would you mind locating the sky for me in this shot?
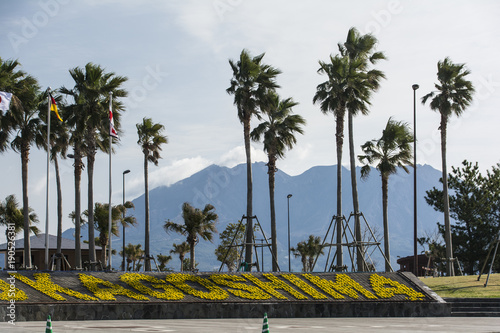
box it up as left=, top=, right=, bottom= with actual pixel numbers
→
left=0, top=0, right=499, bottom=241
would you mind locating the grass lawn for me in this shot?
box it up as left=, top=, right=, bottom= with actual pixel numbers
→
left=419, top=273, right=500, bottom=298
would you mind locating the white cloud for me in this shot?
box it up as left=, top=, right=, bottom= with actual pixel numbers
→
left=218, top=145, right=267, bottom=168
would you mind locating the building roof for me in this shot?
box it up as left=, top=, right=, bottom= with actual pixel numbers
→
left=0, top=233, right=101, bottom=251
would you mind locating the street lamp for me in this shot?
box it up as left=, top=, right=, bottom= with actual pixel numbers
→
left=287, top=194, right=292, bottom=272
left=412, top=84, right=419, bottom=276
left=122, top=169, right=131, bottom=271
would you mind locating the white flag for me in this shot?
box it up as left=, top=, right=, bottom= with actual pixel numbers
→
left=0, top=91, right=12, bottom=111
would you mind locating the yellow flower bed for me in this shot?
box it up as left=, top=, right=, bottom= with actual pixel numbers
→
left=0, top=272, right=428, bottom=303
left=0, top=278, right=27, bottom=301
left=12, top=273, right=97, bottom=301
left=280, top=273, right=328, bottom=300
left=209, top=274, right=271, bottom=300
left=165, top=273, right=229, bottom=300
left=120, top=273, right=184, bottom=300
left=79, top=274, right=149, bottom=301
left=369, top=273, right=425, bottom=301
left=242, top=273, right=307, bottom=300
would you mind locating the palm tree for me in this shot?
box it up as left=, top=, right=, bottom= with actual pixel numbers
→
left=251, top=92, right=305, bottom=271
left=35, top=93, right=69, bottom=270
left=313, top=53, right=350, bottom=270
left=358, top=118, right=414, bottom=272
left=0, top=58, right=25, bottom=152
left=120, top=243, right=144, bottom=271
left=136, top=117, right=168, bottom=271
left=227, top=49, right=281, bottom=269
left=170, top=242, right=190, bottom=272
left=339, top=27, right=386, bottom=272
left=164, top=203, right=218, bottom=271
left=61, top=92, right=87, bottom=270
left=422, top=57, right=474, bottom=276
left=291, top=235, right=324, bottom=272
left=156, top=254, right=172, bottom=272
left=0, top=194, right=40, bottom=241
left=85, top=201, right=136, bottom=267
left=61, top=63, right=128, bottom=268
left=4, top=69, right=41, bottom=269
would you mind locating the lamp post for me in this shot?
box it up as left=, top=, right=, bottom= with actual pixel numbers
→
left=287, top=194, right=292, bottom=272
left=122, top=169, right=130, bottom=271
left=412, top=84, right=419, bottom=276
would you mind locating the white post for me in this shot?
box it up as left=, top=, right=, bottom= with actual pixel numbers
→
left=108, top=92, right=113, bottom=270
left=44, top=88, right=51, bottom=270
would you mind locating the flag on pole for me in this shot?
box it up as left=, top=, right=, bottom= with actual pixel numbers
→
left=49, top=94, right=63, bottom=121
left=109, top=107, right=118, bottom=138
left=262, top=313, right=269, bottom=333
left=0, top=91, right=13, bottom=111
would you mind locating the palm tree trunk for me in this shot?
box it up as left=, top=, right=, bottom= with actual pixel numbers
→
left=179, top=254, right=184, bottom=272
left=144, top=153, right=151, bottom=271
left=243, top=117, right=253, bottom=269
left=86, top=139, right=97, bottom=267
left=335, top=112, right=345, bottom=270
left=267, top=155, right=278, bottom=271
left=21, top=143, right=31, bottom=269
left=348, top=112, right=364, bottom=272
left=381, top=174, right=391, bottom=272
left=55, top=156, right=63, bottom=270
left=189, top=241, right=195, bottom=271
left=74, top=149, right=83, bottom=269
left=440, top=114, right=454, bottom=276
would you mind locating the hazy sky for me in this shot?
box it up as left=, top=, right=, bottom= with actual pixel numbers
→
left=1, top=0, right=499, bottom=240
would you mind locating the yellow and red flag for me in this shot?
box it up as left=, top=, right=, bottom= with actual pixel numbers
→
left=49, top=94, right=62, bottom=121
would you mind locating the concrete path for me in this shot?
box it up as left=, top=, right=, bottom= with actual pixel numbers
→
left=1, top=317, right=500, bottom=332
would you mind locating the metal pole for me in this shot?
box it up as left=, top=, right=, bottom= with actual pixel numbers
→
left=108, top=92, right=113, bottom=270
left=122, top=169, right=130, bottom=271
left=287, top=194, right=292, bottom=272
left=412, top=84, right=419, bottom=276
left=44, top=87, right=51, bottom=270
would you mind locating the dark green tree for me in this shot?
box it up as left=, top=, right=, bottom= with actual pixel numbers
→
left=291, top=235, right=324, bottom=272
left=170, top=242, right=190, bottom=272
left=425, top=161, right=499, bottom=275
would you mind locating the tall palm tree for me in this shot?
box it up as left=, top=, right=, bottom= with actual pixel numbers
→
left=61, top=63, right=128, bottom=268
left=313, top=53, right=350, bottom=270
left=227, top=49, right=281, bottom=269
left=170, top=242, right=190, bottom=272
left=358, top=118, right=414, bottom=272
left=164, top=202, right=218, bottom=271
left=339, top=27, right=386, bottom=272
left=251, top=92, right=305, bottom=271
left=60, top=92, right=87, bottom=270
left=422, top=57, right=474, bottom=276
left=5, top=70, right=41, bottom=269
left=0, top=194, right=40, bottom=241
left=85, top=201, right=136, bottom=267
left=136, top=117, right=168, bottom=271
left=291, top=235, right=324, bottom=272
left=35, top=92, right=69, bottom=270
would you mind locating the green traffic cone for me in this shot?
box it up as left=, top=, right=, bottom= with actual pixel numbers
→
left=46, top=314, right=52, bottom=333
left=262, top=312, right=269, bottom=333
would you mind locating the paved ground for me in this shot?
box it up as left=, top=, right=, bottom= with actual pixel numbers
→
left=1, top=317, right=500, bottom=332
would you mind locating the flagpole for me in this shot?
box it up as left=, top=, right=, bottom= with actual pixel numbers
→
left=108, top=92, right=113, bottom=270
left=44, top=87, right=51, bottom=270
